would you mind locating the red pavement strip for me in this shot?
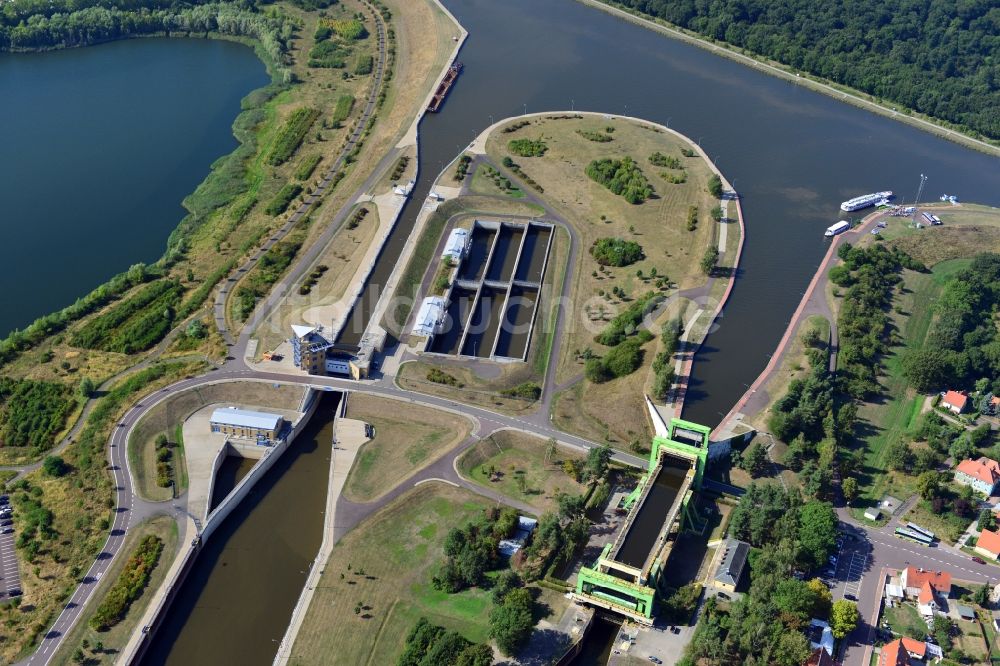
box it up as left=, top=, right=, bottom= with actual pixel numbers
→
left=712, top=209, right=885, bottom=438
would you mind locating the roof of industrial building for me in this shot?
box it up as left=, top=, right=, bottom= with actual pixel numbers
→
left=713, top=538, right=749, bottom=588
left=210, top=407, right=283, bottom=431
left=413, top=296, right=446, bottom=336
left=443, top=227, right=469, bottom=258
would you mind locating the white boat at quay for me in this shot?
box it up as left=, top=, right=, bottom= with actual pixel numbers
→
left=825, top=220, right=851, bottom=237
left=840, top=191, right=892, bottom=212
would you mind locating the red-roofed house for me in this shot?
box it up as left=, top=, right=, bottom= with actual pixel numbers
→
left=976, top=528, right=1000, bottom=561
left=942, top=390, right=968, bottom=414
left=901, top=567, right=952, bottom=616
left=878, top=637, right=928, bottom=666
left=955, top=457, right=1000, bottom=496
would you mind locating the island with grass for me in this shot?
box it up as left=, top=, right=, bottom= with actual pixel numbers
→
left=393, top=111, right=742, bottom=454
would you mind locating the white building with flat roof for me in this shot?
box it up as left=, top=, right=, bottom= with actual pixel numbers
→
left=413, top=296, right=447, bottom=336
left=209, top=407, right=284, bottom=441
left=442, top=228, right=469, bottom=261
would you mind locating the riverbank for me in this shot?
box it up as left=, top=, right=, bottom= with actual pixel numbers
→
left=575, top=0, right=1000, bottom=157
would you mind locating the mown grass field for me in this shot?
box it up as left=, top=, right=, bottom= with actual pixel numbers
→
left=456, top=429, right=586, bottom=514
left=342, top=395, right=472, bottom=502
left=50, top=516, right=178, bottom=665
left=289, top=484, right=494, bottom=665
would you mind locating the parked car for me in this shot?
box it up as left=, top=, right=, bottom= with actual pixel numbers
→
left=845, top=593, right=857, bottom=601
left=0, top=520, right=12, bottom=527
left=648, top=658, right=662, bottom=665
left=0, top=528, right=12, bottom=534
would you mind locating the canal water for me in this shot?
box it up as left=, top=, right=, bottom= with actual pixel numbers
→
left=208, top=455, right=257, bottom=512
left=141, top=391, right=340, bottom=666
left=0, top=38, right=268, bottom=338
left=336, top=0, right=1000, bottom=425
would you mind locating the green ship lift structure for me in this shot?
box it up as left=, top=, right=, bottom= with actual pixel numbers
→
left=572, top=416, right=711, bottom=625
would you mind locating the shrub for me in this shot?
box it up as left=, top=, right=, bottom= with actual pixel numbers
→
left=708, top=174, right=723, bottom=197
left=42, top=455, right=69, bottom=477
left=265, top=184, right=304, bottom=216
left=308, top=39, right=349, bottom=68
left=649, top=152, right=681, bottom=168
left=295, top=154, right=322, bottom=181
left=427, top=368, right=460, bottom=386
left=602, top=338, right=644, bottom=378
left=331, top=95, right=355, bottom=124
left=329, top=17, right=368, bottom=40
left=586, top=157, right=652, bottom=204
left=590, top=237, right=644, bottom=267
left=89, top=535, right=164, bottom=630
left=507, top=138, right=547, bottom=157
left=353, top=54, right=374, bottom=75
left=594, top=292, right=663, bottom=347
left=267, top=108, right=320, bottom=166
left=0, top=378, right=73, bottom=450
left=576, top=129, right=613, bottom=142
left=501, top=383, right=542, bottom=400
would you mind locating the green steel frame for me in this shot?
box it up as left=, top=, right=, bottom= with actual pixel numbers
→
left=573, top=418, right=711, bottom=622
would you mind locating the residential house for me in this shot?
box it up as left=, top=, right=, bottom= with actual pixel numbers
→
left=975, top=528, right=1000, bottom=561
left=712, top=539, right=749, bottom=593
left=900, top=567, right=952, bottom=617
left=954, top=456, right=1000, bottom=496
left=878, top=637, right=927, bottom=666
left=942, top=390, right=968, bottom=414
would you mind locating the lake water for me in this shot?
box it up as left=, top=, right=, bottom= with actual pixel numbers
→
left=0, top=37, right=267, bottom=337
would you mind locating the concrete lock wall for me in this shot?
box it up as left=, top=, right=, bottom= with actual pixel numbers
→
left=202, top=389, right=320, bottom=542
left=126, top=388, right=322, bottom=665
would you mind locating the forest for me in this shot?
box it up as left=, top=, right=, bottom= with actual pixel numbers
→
left=602, top=0, right=1000, bottom=140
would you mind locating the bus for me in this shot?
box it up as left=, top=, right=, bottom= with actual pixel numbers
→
left=905, top=522, right=936, bottom=542
left=895, top=527, right=933, bottom=546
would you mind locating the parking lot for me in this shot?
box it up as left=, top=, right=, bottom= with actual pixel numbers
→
left=0, top=500, right=21, bottom=598
left=828, top=534, right=872, bottom=601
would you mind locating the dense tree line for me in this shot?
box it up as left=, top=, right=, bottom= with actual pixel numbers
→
left=397, top=618, right=492, bottom=666
left=902, top=253, right=1000, bottom=393
left=601, top=0, right=1000, bottom=140
left=90, top=535, right=164, bottom=630
left=0, top=378, right=74, bottom=450
left=831, top=243, right=923, bottom=400
left=0, top=1, right=297, bottom=81
left=0, top=262, right=155, bottom=367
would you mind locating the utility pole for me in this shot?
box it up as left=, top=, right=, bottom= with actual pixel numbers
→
left=912, top=173, right=927, bottom=225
